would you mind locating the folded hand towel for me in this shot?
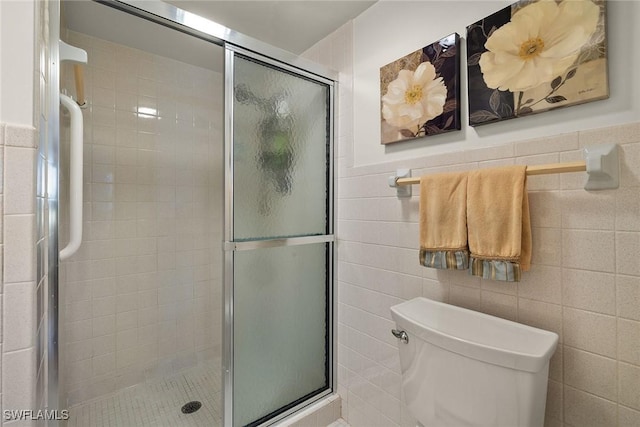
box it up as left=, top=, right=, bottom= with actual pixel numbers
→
left=419, top=171, right=469, bottom=270
left=467, top=165, right=532, bottom=282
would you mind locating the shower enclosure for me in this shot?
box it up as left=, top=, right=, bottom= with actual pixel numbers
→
left=49, top=1, right=335, bottom=426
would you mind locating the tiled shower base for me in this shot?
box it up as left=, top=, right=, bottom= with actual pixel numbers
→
left=67, top=361, right=345, bottom=427
left=66, top=362, right=222, bottom=427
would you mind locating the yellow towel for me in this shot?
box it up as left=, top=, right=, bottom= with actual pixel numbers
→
left=419, top=171, right=469, bottom=270
left=467, top=165, right=532, bottom=282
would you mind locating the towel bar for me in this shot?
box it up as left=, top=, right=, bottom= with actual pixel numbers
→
left=389, top=144, right=619, bottom=196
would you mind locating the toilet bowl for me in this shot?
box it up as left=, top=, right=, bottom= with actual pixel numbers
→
left=391, top=297, right=558, bottom=427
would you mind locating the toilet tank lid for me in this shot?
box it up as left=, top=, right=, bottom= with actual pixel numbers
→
left=390, top=297, right=559, bottom=373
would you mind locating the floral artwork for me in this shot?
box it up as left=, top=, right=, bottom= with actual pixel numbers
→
left=380, top=33, right=460, bottom=144
left=467, top=0, right=608, bottom=126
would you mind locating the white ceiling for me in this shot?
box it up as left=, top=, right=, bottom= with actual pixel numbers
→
left=163, top=1, right=376, bottom=54
left=63, top=0, right=376, bottom=72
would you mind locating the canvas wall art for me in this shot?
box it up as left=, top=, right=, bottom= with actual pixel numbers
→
left=466, top=0, right=608, bottom=126
left=380, top=33, right=460, bottom=144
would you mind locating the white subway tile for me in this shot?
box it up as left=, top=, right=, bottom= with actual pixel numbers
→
left=579, top=123, right=640, bottom=147
left=92, top=352, right=116, bottom=377
left=91, top=87, right=116, bottom=110
left=93, top=315, right=115, bottom=338
left=92, top=334, right=116, bottom=356
left=92, top=106, right=116, bottom=128
left=518, top=265, right=561, bottom=304
left=618, top=275, right=640, bottom=321
left=562, top=229, right=615, bottom=273
left=66, top=281, right=92, bottom=302
left=5, top=147, right=36, bottom=214
left=619, top=142, right=640, bottom=188
left=116, top=329, right=137, bottom=350
left=549, top=345, right=563, bottom=382
left=67, top=300, right=92, bottom=322
left=480, top=277, right=517, bottom=296
left=617, top=187, right=640, bottom=231
left=561, top=189, right=616, bottom=230
left=618, top=318, right=640, bottom=366
left=450, top=272, right=480, bottom=289
left=564, top=385, right=616, bottom=427
left=5, top=125, right=36, bottom=148
left=620, top=405, right=640, bottom=427
left=480, top=291, right=517, bottom=321
left=562, top=269, right=616, bottom=315
left=620, top=362, right=640, bottom=411
left=515, top=133, right=578, bottom=157
left=564, top=346, right=617, bottom=401
left=67, top=320, right=92, bottom=343
left=2, top=348, right=35, bottom=411
left=527, top=191, right=561, bottom=228
left=92, top=68, right=116, bottom=91
left=545, top=379, right=563, bottom=426
left=465, top=143, right=514, bottom=162
left=421, top=278, right=448, bottom=303
left=4, top=215, right=35, bottom=283
left=66, top=340, right=92, bottom=363
left=92, top=183, right=114, bottom=201
left=92, top=296, right=116, bottom=318
left=116, top=147, right=137, bottom=166
left=449, top=284, right=481, bottom=312
left=617, top=232, right=640, bottom=276
left=530, top=227, right=562, bottom=267
left=3, top=282, right=35, bottom=351
left=563, top=308, right=616, bottom=358
left=91, top=202, right=114, bottom=221
left=559, top=149, right=585, bottom=190
left=116, top=311, right=138, bottom=331
left=518, top=298, right=562, bottom=342
left=92, top=144, right=115, bottom=165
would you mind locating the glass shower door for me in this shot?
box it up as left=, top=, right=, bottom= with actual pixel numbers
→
left=224, top=48, right=334, bottom=427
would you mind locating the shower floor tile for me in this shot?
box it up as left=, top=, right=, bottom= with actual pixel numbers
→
left=67, top=363, right=222, bottom=427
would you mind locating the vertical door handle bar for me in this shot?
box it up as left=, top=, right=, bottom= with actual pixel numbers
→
left=59, top=93, right=83, bottom=261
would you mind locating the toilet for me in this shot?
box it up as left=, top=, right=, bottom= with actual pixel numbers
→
left=390, top=297, right=558, bottom=427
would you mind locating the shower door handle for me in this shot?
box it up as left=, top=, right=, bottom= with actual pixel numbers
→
left=59, top=93, right=84, bottom=261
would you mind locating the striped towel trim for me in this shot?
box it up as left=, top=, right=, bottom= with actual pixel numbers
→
left=420, top=249, right=469, bottom=270
left=469, top=257, right=521, bottom=282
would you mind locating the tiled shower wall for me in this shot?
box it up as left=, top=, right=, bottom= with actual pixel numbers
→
left=1, top=125, right=38, bottom=423
left=59, top=31, right=223, bottom=407
left=304, top=22, right=640, bottom=427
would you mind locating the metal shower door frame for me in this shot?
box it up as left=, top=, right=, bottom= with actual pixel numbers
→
left=223, top=44, right=336, bottom=427
left=48, top=1, right=337, bottom=425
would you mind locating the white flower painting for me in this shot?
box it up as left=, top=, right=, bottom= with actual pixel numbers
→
left=380, top=33, right=460, bottom=144
left=467, top=0, right=608, bottom=126
left=381, top=62, right=447, bottom=131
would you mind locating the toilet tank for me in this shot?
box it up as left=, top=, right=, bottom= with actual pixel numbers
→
left=391, top=297, right=558, bottom=427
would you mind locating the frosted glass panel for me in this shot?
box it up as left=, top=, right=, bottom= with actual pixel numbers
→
left=233, top=244, right=328, bottom=427
left=233, top=56, right=329, bottom=240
